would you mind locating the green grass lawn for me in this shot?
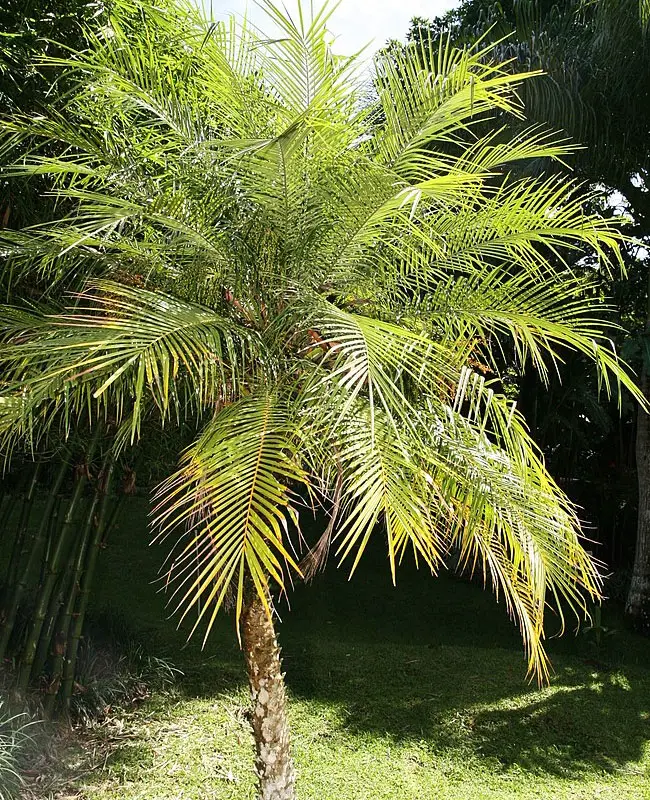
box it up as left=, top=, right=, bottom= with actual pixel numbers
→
left=52, top=498, right=650, bottom=799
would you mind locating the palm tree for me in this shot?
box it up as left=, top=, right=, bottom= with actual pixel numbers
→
left=0, top=2, right=643, bottom=797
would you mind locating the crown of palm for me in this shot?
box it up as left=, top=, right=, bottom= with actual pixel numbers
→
left=0, top=0, right=640, bottom=679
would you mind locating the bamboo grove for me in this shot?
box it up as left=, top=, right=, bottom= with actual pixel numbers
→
left=0, top=437, right=125, bottom=715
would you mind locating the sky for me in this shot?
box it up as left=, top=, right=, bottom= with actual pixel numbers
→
left=203, top=1, right=459, bottom=56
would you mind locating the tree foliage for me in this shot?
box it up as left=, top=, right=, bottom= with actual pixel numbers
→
left=406, top=0, right=650, bottom=186
left=0, top=0, right=641, bottom=680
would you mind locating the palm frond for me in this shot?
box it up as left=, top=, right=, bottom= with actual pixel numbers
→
left=152, top=392, right=307, bottom=642
left=424, top=397, right=600, bottom=682
left=297, top=300, right=467, bottom=439
left=374, top=36, right=536, bottom=172
left=254, top=0, right=361, bottom=117
left=0, top=282, right=264, bottom=443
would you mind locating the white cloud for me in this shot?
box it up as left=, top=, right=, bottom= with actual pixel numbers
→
left=202, top=1, right=458, bottom=56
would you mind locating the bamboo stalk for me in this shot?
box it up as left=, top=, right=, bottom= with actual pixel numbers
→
left=3, top=463, right=41, bottom=599
left=1, top=483, right=27, bottom=609
left=2, top=496, right=26, bottom=589
left=61, top=458, right=116, bottom=711
left=16, top=432, right=100, bottom=694
left=0, top=481, right=14, bottom=533
left=0, top=456, right=69, bottom=663
left=33, top=474, right=97, bottom=682
left=1, top=470, right=32, bottom=568
left=0, top=487, right=7, bottom=526
left=40, top=493, right=63, bottom=587
left=32, top=569, right=69, bottom=685
left=44, top=492, right=99, bottom=717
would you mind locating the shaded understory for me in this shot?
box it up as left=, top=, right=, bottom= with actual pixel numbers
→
left=34, top=499, right=650, bottom=798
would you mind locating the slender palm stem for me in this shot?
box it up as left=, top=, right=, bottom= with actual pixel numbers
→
left=241, top=588, right=296, bottom=800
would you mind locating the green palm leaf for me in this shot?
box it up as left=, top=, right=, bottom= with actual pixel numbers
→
left=0, top=282, right=263, bottom=442
left=152, top=392, right=307, bottom=642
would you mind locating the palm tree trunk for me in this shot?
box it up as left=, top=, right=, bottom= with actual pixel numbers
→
left=627, top=261, right=650, bottom=632
left=627, top=365, right=650, bottom=631
left=241, top=590, right=296, bottom=800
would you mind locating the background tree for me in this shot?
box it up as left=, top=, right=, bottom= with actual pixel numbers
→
left=0, top=0, right=105, bottom=237
left=0, top=2, right=644, bottom=797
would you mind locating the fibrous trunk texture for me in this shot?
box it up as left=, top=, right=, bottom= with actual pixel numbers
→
left=628, top=366, right=650, bottom=632
left=241, top=590, right=296, bottom=800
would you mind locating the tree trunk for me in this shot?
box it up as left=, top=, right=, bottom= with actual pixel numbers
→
left=627, top=365, right=650, bottom=631
left=241, top=590, right=296, bottom=800
left=626, top=190, right=650, bottom=628
left=628, top=255, right=650, bottom=630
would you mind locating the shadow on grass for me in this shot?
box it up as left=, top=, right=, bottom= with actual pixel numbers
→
left=472, top=673, right=648, bottom=776
left=286, top=635, right=649, bottom=778
left=275, top=545, right=650, bottom=780
left=91, top=501, right=650, bottom=782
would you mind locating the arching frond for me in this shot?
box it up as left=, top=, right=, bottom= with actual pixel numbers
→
left=373, top=36, right=536, bottom=173
left=296, top=300, right=467, bottom=439
left=403, top=268, right=643, bottom=405
left=421, top=399, right=601, bottom=682
left=0, top=282, right=264, bottom=443
left=332, top=409, right=444, bottom=581
left=299, top=375, right=600, bottom=681
left=152, top=392, right=307, bottom=642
